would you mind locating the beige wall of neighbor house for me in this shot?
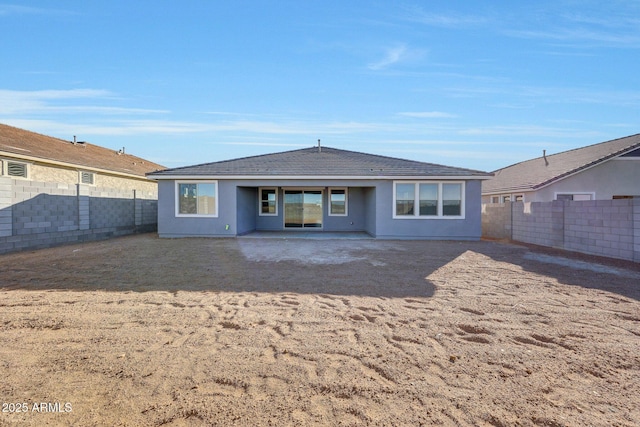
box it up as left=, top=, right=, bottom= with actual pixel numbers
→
left=3, top=159, right=159, bottom=200
left=29, top=162, right=79, bottom=183
left=98, top=173, right=158, bottom=195
left=0, top=125, right=164, bottom=254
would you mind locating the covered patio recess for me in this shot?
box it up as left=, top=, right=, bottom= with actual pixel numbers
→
left=236, top=184, right=376, bottom=236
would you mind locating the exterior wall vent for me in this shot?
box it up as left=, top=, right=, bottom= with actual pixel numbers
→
left=80, top=171, right=95, bottom=185
left=7, top=161, right=27, bottom=178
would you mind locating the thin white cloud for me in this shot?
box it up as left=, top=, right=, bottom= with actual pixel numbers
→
left=398, top=111, right=457, bottom=119
left=378, top=147, right=515, bottom=160
left=442, top=84, right=640, bottom=107
left=458, top=125, right=601, bottom=139
left=46, top=106, right=169, bottom=115
left=518, top=86, right=640, bottom=106
left=507, top=28, right=640, bottom=46
left=0, top=118, right=389, bottom=138
left=368, top=45, right=407, bottom=70
left=0, top=89, right=110, bottom=114
left=0, top=89, right=166, bottom=115
left=367, top=44, right=425, bottom=70
left=0, top=4, right=76, bottom=16
left=0, top=88, right=110, bottom=100
left=221, top=142, right=307, bottom=148
left=487, top=103, right=534, bottom=110
left=402, top=6, right=487, bottom=28
left=503, top=6, right=640, bottom=48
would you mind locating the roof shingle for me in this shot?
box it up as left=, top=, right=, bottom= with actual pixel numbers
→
left=483, top=133, right=640, bottom=194
left=148, top=146, right=491, bottom=178
left=0, top=123, right=164, bottom=177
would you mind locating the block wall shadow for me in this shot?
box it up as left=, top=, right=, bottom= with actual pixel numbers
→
left=0, top=194, right=157, bottom=254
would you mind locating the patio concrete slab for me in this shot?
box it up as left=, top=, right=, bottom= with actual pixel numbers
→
left=239, top=231, right=373, bottom=240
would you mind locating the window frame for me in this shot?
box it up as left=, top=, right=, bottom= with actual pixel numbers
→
left=175, top=180, right=219, bottom=218
left=555, top=192, right=594, bottom=201
left=259, top=187, right=278, bottom=216
left=497, top=194, right=523, bottom=203
left=392, top=181, right=465, bottom=219
left=328, top=187, right=348, bottom=216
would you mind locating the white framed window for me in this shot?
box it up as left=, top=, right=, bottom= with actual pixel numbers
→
left=175, top=181, right=218, bottom=217
left=442, top=183, right=462, bottom=216
left=393, top=181, right=465, bottom=219
left=329, top=188, right=348, bottom=216
left=79, top=171, right=95, bottom=185
left=556, top=192, right=594, bottom=201
left=499, top=194, right=523, bottom=202
left=6, top=161, right=28, bottom=178
left=259, top=187, right=278, bottom=216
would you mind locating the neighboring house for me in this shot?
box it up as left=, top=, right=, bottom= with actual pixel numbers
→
left=482, top=133, right=640, bottom=203
left=147, top=144, right=492, bottom=240
left=0, top=123, right=164, bottom=254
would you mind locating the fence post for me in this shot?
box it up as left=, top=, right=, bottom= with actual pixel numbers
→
left=0, top=177, right=12, bottom=237
left=77, top=184, right=90, bottom=230
left=634, top=198, right=640, bottom=263
left=134, top=189, right=143, bottom=228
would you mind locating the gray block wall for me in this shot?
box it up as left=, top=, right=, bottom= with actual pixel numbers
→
left=564, top=200, right=635, bottom=260
left=0, top=178, right=158, bottom=255
left=481, top=203, right=511, bottom=239
left=512, top=201, right=565, bottom=248
left=482, top=199, right=640, bottom=262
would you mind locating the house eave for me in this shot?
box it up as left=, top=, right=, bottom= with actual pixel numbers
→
left=0, top=150, right=154, bottom=181
left=482, top=141, right=640, bottom=195
left=147, top=174, right=493, bottom=181
left=531, top=154, right=628, bottom=191
left=482, top=187, right=533, bottom=196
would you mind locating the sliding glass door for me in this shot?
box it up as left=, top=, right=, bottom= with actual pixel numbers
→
left=284, top=190, right=322, bottom=228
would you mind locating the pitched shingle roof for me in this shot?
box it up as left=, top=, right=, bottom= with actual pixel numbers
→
left=0, top=123, right=164, bottom=178
left=483, top=133, right=640, bottom=194
left=147, top=146, right=492, bottom=179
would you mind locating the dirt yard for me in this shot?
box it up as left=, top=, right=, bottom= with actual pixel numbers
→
left=0, top=234, right=638, bottom=426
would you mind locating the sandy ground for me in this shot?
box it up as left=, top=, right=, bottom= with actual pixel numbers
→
left=0, top=234, right=638, bottom=427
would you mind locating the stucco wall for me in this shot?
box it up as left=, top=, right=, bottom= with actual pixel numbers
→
left=28, top=162, right=157, bottom=194
left=374, top=180, right=483, bottom=240
left=237, top=187, right=257, bottom=235
left=159, top=180, right=372, bottom=237
left=30, top=163, right=79, bottom=183
left=363, top=187, right=376, bottom=236
left=483, top=157, right=640, bottom=203
left=531, top=159, right=640, bottom=201
left=157, top=178, right=484, bottom=240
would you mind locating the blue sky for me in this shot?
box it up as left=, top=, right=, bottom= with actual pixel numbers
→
left=1, top=1, right=639, bottom=171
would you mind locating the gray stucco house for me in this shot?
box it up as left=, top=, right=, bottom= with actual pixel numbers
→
left=482, top=133, right=640, bottom=203
left=147, top=144, right=492, bottom=240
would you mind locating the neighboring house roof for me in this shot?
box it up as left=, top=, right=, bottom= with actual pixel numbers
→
left=483, top=133, right=640, bottom=194
left=147, top=145, right=492, bottom=180
left=0, top=123, right=164, bottom=178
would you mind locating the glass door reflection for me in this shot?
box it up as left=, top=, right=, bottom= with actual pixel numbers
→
left=284, top=190, right=322, bottom=228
